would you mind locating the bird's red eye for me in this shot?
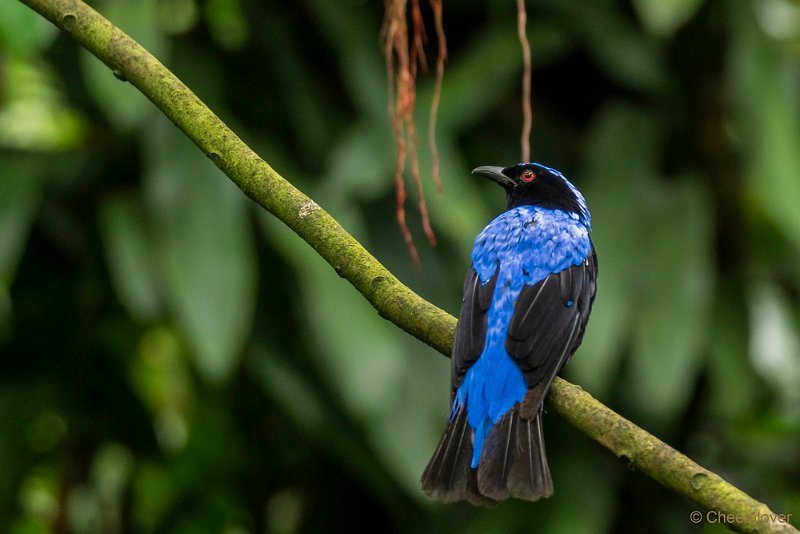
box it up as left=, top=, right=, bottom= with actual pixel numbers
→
left=521, top=169, right=535, bottom=182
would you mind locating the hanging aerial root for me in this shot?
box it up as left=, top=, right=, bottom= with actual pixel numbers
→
left=382, top=0, right=447, bottom=267
left=517, top=0, right=532, bottom=162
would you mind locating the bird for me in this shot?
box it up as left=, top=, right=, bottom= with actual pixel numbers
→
left=420, top=162, right=597, bottom=505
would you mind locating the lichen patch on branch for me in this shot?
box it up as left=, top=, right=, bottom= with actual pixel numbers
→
left=298, top=199, right=320, bottom=219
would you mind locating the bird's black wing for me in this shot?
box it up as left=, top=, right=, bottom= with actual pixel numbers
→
left=506, top=247, right=597, bottom=388
left=450, top=266, right=497, bottom=393
left=422, top=265, right=499, bottom=504
left=475, top=248, right=597, bottom=501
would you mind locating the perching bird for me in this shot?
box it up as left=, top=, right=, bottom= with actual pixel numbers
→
left=421, top=162, right=597, bottom=505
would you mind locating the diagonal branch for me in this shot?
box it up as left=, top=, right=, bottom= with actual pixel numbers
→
left=18, top=1, right=797, bottom=532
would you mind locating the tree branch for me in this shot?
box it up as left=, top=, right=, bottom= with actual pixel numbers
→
left=19, top=1, right=796, bottom=532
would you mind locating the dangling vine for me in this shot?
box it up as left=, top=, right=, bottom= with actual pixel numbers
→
left=517, top=0, right=532, bottom=162
left=382, top=1, right=532, bottom=265
left=382, top=0, right=446, bottom=268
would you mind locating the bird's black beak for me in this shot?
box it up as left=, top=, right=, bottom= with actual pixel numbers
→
left=472, top=165, right=514, bottom=187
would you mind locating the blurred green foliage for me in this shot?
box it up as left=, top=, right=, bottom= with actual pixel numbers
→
left=1, top=0, right=799, bottom=532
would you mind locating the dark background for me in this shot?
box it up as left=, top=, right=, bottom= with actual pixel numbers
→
left=1, top=0, right=799, bottom=532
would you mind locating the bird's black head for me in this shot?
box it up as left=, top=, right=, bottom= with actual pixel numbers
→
left=472, top=162, right=588, bottom=217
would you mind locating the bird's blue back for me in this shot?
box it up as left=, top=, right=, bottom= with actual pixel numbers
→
left=452, top=204, right=593, bottom=467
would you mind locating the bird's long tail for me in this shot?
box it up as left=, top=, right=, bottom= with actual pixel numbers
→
left=477, top=402, right=552, bottom=501
left=420, top=395, right=552, bottom=505
left=420, top=405, right=491, bottom=505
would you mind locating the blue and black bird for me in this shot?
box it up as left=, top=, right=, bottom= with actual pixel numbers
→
left=421, top=162, right=597, bottom=504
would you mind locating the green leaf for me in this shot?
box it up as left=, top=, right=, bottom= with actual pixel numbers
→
left=436, top=28, right=523, bottom=130
left=629, top=178, right=714, bottom=424
left=542, top=446, right=618, bottom=534
left=557, top=2, right=666, bottom=91
left=748, top=282, right=800, bottom=417
left=570, top=104, right=714, bottom=426
left=0, top=154, right=43, bottom=326
left=130, top=326, right=192, bottom=450
left=257, top=211, right=447, bottom=493
left=320, top=120, right=396, bottom=202
left=0, top=2, right=57, bottom=57
left=203, top=0, right=249, bottom=51
left=157, top=0, right=199, bottom=35
left=567, top=103, right=658, bottom=397
left=731, top=4, right=800, bottom=253
left=632, top=0, right=704, bottom=36
left=143, top=118, right=257, bottom=382
left=0, top=59, right=86, bottom=151
left=98, top=193, right=162, bottom=322
left=248, top=344, right=325, bottom=433
left=707, top=284, right=759, bottom=420
left=132, top=462, right=178, bottom=532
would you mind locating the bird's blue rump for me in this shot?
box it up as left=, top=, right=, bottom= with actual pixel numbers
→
left=421, top=162, right=597, bottom=505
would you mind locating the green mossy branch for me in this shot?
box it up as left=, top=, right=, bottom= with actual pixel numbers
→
left=19, top=1, right=797, bottom=532
left=549, top=385, right=796, bottom=533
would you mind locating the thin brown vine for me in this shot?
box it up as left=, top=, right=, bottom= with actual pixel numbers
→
left=382, top=0, right=445, bottom=268
left=517, top=0, right=532, bottom=162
